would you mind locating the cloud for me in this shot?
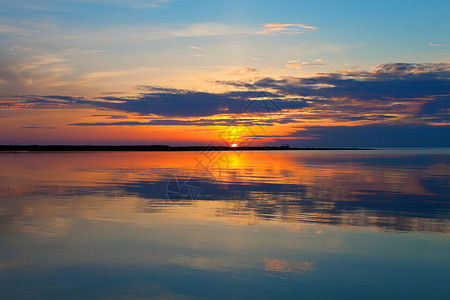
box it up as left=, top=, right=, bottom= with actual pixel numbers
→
left=244, top=68, right=259, bottom=73
left=0, top=21, right=257, bottom=56
left=225, top=62, right=450, bottom=100
left=417, top=95, right=450, bottom=123
left=22, top=125, right=57, bottom=129
left=97, top=0, right=171, bottom=8
left=218, top=62, right=450, bottom=124
left=258, top=23, right=318, bottom=35
left=274, top=124, right=450, bottom=147
left=0, top=24, right=31, bottom=36
left=168, top=23, right=254, bottom=38
left=0, top=53, right=74, bottom=95
left=285, top=63, right=302, bottom=69
left=7, top=0, right=172, bottom=9
left=11, top=89, right=291, bottom=118
left=93, top=89, right=298, bottom=117
left=285, top=59, right=324, bottom=69
left=6, top=62, right=449, bottom=141
left=228, top=67, right=261, bottom=76
left=429, top=43, right=448, bottom=47
left=2, top=91, right=317, bottom=125
left=49, top=62, right=447, bottom=125
left=70, top=118, right=275, bottom=127
left=187, top=46, right=200, bottom=50
left=90, top=114, right=129, bottom=119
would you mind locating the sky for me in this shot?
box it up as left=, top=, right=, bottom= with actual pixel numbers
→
left=0, top=0, right=449, bottom=146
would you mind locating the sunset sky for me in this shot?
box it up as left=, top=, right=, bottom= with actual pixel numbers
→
left=1, top=0, right=449, bottom=146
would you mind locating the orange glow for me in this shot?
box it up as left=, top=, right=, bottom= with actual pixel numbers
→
left=231, top=143, right=238, bottom=148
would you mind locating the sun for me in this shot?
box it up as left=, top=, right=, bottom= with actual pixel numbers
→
left=231, top=143, right=238, bottom=148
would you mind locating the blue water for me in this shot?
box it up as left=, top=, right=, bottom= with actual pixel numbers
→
left=0, top=149, right=449, bottom=299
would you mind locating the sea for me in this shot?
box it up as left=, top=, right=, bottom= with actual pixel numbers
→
left=0, top=149, right=449, bottom=299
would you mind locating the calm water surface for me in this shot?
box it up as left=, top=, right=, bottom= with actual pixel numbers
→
left=0, top=149, right=449, bottom=299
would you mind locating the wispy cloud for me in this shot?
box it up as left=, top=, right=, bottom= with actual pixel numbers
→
left=168, top=23, right=254, bottom=38
left=0, top=23, right=31, bottom=36
left=0, top=53, right=74, bottom=95
left=92, top=0, right=171, bottom=8
left=0, top=21, right=256, bottom=50
left=429, top=43, right=448, bottom=47
left=286, top=59, right=324, bottom=69
left=70, top=118, right=271, bottom=127
left=258, top=23, right=318, bottom=35
left=187, top=45, right=204, bottom=56
left=7, top=0, right=172, bottom=9
left=228, top=68, right=261, bottom=76
left=244, top=68, right=259, bottom=73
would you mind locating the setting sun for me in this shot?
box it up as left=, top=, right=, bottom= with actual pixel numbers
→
left=231, top=143, right=238, bottom=148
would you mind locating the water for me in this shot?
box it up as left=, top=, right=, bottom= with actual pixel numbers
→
left=0, top=149, right=449, bottom=299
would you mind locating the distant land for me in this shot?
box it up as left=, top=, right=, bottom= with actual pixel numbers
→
left=0, top=145, right=366, bottom=152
